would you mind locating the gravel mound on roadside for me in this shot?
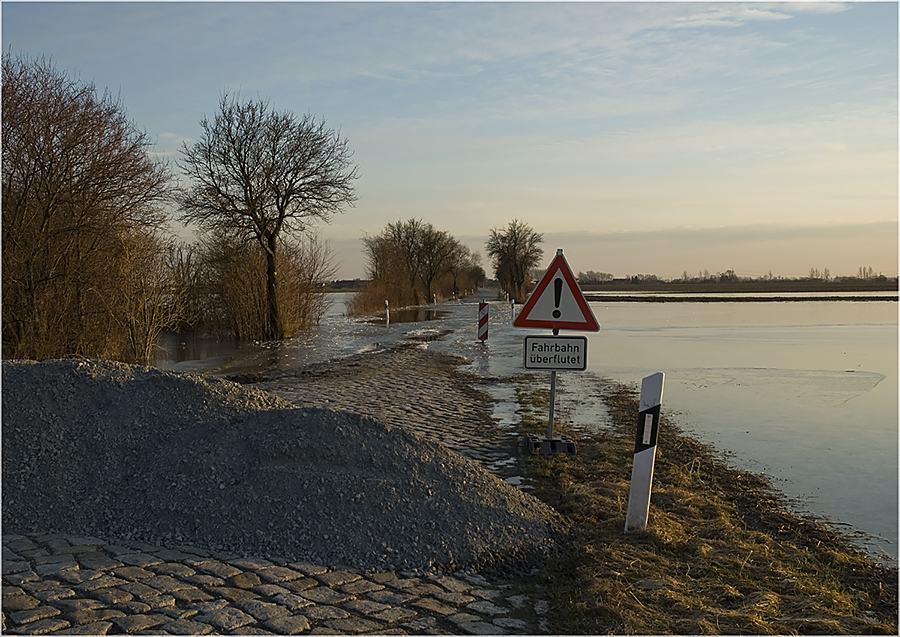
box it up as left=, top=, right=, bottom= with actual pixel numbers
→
left=2, top=359, right=568, bottom=573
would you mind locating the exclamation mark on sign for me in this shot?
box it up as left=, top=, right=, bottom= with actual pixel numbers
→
left=552, top=278, right=563, bottom=318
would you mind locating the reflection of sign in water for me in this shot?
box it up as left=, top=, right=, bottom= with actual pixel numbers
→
left=523, top=336, right=587, bottom=370
left=368, top=308, right=449, bottom=325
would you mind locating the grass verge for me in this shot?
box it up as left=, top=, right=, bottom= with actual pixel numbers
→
left=519, top=381, right=898, bottom=634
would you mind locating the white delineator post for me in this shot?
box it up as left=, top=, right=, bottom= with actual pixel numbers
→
left=385, top=300, right=390, bottom=327
left=478, top=301, right=488, bottom=341
left=625, top=372, right=665, bottom=533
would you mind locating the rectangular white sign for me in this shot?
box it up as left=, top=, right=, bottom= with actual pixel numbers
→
left=643, top=413, right=654, bottom=445
left=523, top=335, right=588, bottom=371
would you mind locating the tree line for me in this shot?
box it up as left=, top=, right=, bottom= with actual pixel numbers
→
left=3, top=53, right=353, bottom=364
left=347, top=218, right=545, bottom=316
left=3, top=53, right=548, bottom=364
left=346, top=219, right=482, bottom=315
left=605, top=267, right=894, bottom=286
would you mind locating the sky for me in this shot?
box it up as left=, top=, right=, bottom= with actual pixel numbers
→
left=3, top=1, right=897, bottom=280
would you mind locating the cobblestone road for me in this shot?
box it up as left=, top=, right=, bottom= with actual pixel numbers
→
left=3, top=533, right=549, bottom=635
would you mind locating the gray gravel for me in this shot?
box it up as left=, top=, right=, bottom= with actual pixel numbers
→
left=2, top=359, right=568, bottom=574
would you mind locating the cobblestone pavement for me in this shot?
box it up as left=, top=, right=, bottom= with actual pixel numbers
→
left=253, top=344, right=532, bottom=487
left=3, top=533, right=550, bottom=635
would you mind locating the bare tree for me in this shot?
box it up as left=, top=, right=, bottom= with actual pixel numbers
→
left=485, top=219, right=544, bottom=302
left=2, top=52, right=172, bottom=362
left=578, top=271, right=614, bottom=285
left=385, top=218, right=429, bottom=305
left=445, top=245, right=483, bottom=297
left=279, top=231, right=338, bottom=330
left=360, top=232, right=415, bottom=306
left=188, top=228, right=336, bottom=339
left=416, top=224, right=462, bottom=303
left=352, top=219, right=473, bottom=315
left=177, top=93, right=357, bottom=340
left=107, top=232, right=192, bottom=364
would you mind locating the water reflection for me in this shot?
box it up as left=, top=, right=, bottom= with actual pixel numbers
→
left=154, top=332, right=254, bottom=371
left=582, top=300, right=898, bottom=566
left=367, top=308, right=449, bottom=324
left=153, top=294, right=453, bottom=373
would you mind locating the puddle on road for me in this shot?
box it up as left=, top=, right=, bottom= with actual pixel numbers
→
left=486, top=383, right=519, bottom=430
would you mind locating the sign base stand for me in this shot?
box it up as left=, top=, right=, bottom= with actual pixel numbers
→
left=526, top=435, right=576, bottom=455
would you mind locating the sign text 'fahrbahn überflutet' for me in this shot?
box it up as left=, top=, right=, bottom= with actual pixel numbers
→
left=523, top=335, right=588, bottom=370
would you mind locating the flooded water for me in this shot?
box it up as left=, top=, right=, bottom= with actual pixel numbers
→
left=582, top=300, right=898, bottom=565
left=434, top=297, right=898, bottom=566
left=156, top=293, right=382, bottom=373
left=153, top=292, right=898, bottom=566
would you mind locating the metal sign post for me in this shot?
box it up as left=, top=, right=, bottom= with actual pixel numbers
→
left=547, top=369, right=558, bottom=439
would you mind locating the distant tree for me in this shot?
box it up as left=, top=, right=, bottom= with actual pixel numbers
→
left=354, top=218, right=468, bottom=313
left=629, top=273, right=660, bottom=284
left=485, top=219, right=544, bottom=302
left=177, top=93, right=357, bottom=340
left=444, top=245, right=483, bottom=297
left=2, top=52, right=175, bottom=362
left=378, top=218, right=429, bottom=305
left=360, top=231, right=416, bottom=308
left=578, top=271, right=614, bottom=285
left=381, top=219, right=460, bottom=304
left=718, top=269, right=737, bottom=283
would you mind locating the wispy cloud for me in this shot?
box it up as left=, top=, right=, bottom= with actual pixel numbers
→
left=669, top=5, right=794, bottom=28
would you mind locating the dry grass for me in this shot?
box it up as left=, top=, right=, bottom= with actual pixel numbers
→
left=519, top=383, right=898, bottom=635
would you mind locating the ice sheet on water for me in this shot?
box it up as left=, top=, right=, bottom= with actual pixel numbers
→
left=677, top=367, right=885, bottom=407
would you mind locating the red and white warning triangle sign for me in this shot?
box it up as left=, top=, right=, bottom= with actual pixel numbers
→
left=513, top=250, right=599, bottom=331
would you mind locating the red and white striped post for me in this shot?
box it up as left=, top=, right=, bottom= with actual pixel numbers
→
left=478, top=301, right=489, bottom=342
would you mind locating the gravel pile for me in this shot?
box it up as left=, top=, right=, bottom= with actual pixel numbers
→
left=2, top=359, right=568, bottom=573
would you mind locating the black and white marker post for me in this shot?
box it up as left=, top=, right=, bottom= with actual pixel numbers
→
left=624, top=371, right=665, bottom=533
